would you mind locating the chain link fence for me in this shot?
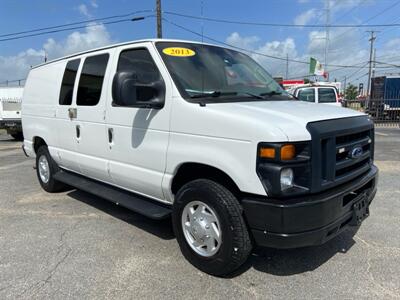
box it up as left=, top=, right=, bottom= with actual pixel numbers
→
left=343, top=99, right=400, bottom=127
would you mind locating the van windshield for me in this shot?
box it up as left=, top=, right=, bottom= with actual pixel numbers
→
left=156, top=42, right=293, bottom=103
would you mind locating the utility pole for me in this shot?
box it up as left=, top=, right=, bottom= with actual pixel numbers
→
left=343, top=75, right=347, bottom=96
left=156, top=0, right=162, bottom=38
left=371, top=48, right=376, bottom=79
left=366, top=31, right=377, bottom=98
left=324, top=0, right=330, bottom=80
left=286, top=53, right=289, bottom=79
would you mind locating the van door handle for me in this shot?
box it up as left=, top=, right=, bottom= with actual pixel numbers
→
left=108, top=128, right=113, bottom=144
left=68, top=108, right=77, bottom=119
left=76, top=125, right=80, bottom=139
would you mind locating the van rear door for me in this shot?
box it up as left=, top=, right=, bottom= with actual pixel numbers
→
left=316, top=87, right=341, bottom=106
left=296, top=87, right=316, bottom=103
left=56, top=59, right=82, bottom=172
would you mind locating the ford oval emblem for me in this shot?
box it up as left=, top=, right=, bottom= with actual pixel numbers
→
left=350, top=146, right=363, bottom=159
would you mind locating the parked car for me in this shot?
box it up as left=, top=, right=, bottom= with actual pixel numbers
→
left=22, top=39, right=378, bottom=276
left=292, top=84, right=342, bottom=106
left=0, top=87, right=24, bottom=140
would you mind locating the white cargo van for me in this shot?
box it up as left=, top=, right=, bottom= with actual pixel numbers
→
left=0, top=87, right=24, bottom=139
left=22, top=39, right=378, bottom=276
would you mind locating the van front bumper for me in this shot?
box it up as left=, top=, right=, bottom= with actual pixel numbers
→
left=242, top=165, right=378, bottom=249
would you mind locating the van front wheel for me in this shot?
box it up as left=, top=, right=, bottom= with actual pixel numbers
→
left=172, top=179, right=252, bottom=276
left=36, top=146, right=66, bottom=193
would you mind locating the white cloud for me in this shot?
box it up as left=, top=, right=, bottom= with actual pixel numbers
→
left=226, top=32, right=259, bottom=49
left=384, top=38, right=400, bottom=50
left=0, top=24, right=112, bottom=83
left=294, top=9, right=317, bottom=26
left=90, top=0, right=98, bottom=8
left=43, top=23, right=111, bottom=60
left=223, top=27, right=400, bottom=85
left=0, top=49, right=45, bottom=84
left=78, top=4, right=92, bottom=18
left=226, top=34, right=298, bottom=76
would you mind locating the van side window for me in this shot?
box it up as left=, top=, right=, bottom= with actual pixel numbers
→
left=59, top=59, right=80, bottom=105
left=297, top=88, right=315, bottom=102
left=115, top=48, right=161, bottom=106
left=77, top=54, right=109, bottom=106
left=319, top=88, right=336, bottom=103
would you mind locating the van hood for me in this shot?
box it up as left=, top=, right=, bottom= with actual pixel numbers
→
left=207, top=100, right=365, bottom=141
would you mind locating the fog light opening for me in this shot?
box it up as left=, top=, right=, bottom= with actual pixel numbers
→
left=280, top=168, right=294, bottom=190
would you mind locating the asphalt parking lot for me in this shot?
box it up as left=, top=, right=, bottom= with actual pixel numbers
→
left=0, top=127, right=399, bottom=299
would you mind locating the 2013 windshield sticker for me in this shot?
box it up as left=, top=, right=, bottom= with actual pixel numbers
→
left=163, top=47, right=196, bottom=57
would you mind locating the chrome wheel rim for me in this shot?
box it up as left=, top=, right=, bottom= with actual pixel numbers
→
left=181, top=200, right=222, bottom=257
left=38, top=155, right=50, bottom=184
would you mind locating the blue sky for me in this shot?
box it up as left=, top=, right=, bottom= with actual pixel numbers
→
left=1, top=0, right=400, bottom=85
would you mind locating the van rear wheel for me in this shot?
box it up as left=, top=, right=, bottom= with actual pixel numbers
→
left=172, top=179, right=252, bottom=277
left=36, top=146, right=66, bottom=193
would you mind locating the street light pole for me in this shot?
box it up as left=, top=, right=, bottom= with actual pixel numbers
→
left=324, top=0, right=330, bottom=80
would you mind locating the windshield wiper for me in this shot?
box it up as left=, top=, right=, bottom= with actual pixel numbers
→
left=259, top=91, right=283, bottom=97
left=190, top=91, right=237, bottom=99
left=238, top=92, right=264, bottom=99
left=190, top=91, right=266, bottom=99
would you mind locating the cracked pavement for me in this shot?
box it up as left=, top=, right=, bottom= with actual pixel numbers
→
left=0, top=127, right=399, bottom=299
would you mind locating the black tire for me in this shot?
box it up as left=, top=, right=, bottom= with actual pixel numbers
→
left=11, top=132, right=23, bottom=141
left=172, top=179, right=252, bottom=276
left=36, top=146, right=66, bottom=193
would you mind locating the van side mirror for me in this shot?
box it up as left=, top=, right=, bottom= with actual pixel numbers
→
left=112, top=71, right=165, bottom=109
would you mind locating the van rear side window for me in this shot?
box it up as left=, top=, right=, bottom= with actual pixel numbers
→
left=319, top=88, right=337, bottom=103
left=59, top=59, right=80, bottom=105
left=77, top=54, right=109, bottom=106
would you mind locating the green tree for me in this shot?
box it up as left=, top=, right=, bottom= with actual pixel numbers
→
left=345, top=84, right=358, bottom=100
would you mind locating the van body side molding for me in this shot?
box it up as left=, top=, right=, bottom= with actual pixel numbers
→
left=53, top=170, right=171, bottom=220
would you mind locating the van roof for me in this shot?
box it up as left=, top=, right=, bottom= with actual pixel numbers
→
left=32, top=38, right=220, bottom=69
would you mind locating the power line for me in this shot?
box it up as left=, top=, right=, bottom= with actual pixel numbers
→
left=0, top=10, right=152, bottom=38
left=333, top=0, right=367, bottom=23
left=163, top=17, right=397, bottom=69
left=162, top=10, right=400, bottom=28
left=0, top=15, right=155, bottom=42
left=374, top=61, right=400, bottom=68
left=330, top=0, right=400, bottom=44
left=344, top=62, right=370, bottom=81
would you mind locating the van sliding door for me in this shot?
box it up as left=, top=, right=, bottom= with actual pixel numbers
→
left=73, top=52, right=114, bottom=183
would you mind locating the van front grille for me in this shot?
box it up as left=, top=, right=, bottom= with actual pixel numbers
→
left=335, top=129, right=372, bottom=179
left=306, top=116, right=374, bottom=193
left=1, top=102, right=21, bottom=112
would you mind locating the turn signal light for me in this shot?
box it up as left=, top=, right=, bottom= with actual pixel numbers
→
left=281, top=144, right=296, bottom=160
left=259, top=147, right=276, bottom=159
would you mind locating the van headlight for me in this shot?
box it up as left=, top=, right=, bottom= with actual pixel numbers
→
left=280, top=168, right=294, bottom=190
left=256, top=142, right=311, bottom=197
